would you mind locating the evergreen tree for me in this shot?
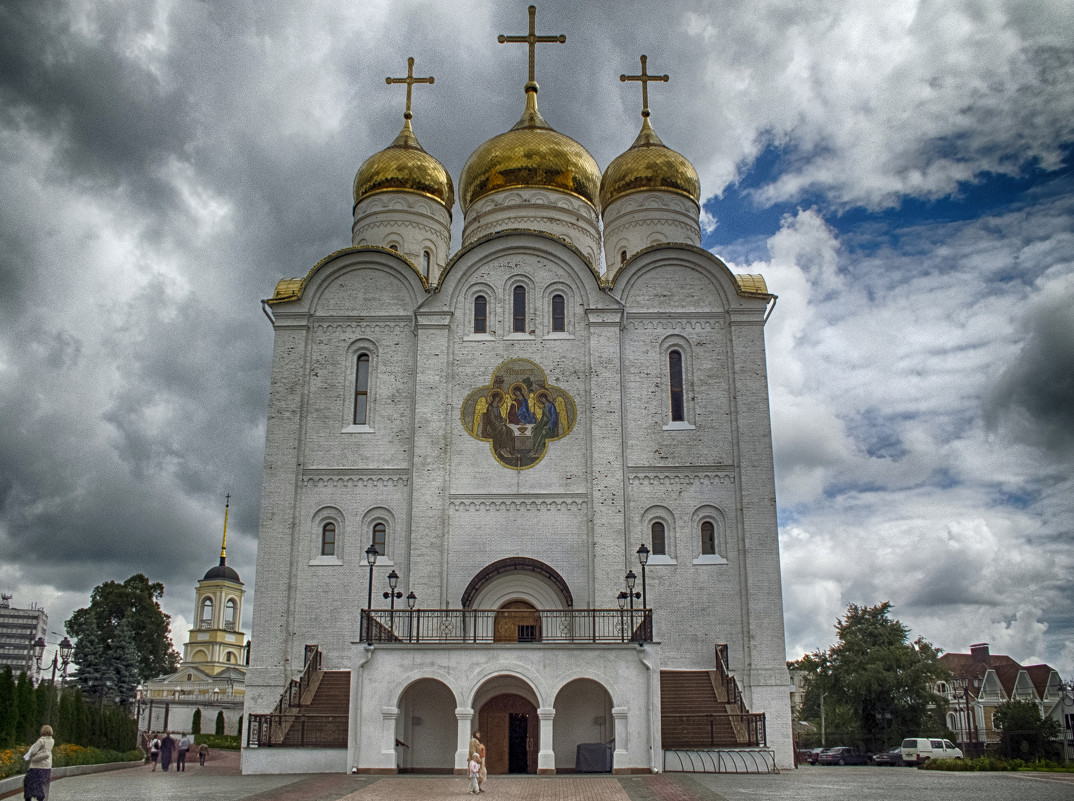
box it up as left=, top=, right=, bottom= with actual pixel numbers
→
left=0, top=666, right=16, bottom=746
left=215, top=709, right=225, bottom=736
left=34, top=680, right=52, bottom=727
left=236, top=714, right=242, bottom=737
left=15, top=670, right=36, bottom=743
left=192, top=707, right=201, bottom=735
left=994, top=699, right=1062, bottom=759
left=110, top=619, right=141, bottom=701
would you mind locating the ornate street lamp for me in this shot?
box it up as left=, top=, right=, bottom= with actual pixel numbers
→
left=406, top=591, right=417, bottom=642
left=624, top=571, right=641, bottom=640
left=33, top=636, right=46, bottom=673
left=636, top=544, right=650, bottom=639
left=617, top=591, right=628, bottom=642
left=365, top=544, right=378, bottom=645
left=383, top=570, right=403, bottom=635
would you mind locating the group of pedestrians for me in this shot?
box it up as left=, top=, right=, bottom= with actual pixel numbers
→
left=146, top=731, right=207, bottom=771
left=467, top=730, right=487, bottom=794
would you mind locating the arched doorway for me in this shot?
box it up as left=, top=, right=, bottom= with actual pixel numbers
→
left=553, top=678, right=614, bottom=771
left=494, top=600, right=541, bottom=642
left=396, top=678, right=457, bottom=773
left=479, top=693, right=538, bottom=774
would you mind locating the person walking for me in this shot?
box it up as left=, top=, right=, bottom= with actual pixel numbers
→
left=468, top=730, right=487, bottom=792
left=22, top=725, right=54, bottom=801
left=160, top=731, right=176, bottom=771
left=198, top=742, right=209, bottom=766
left=176, top=732, right=191, bottom=771
left=149, top=733, right=161, bottom=771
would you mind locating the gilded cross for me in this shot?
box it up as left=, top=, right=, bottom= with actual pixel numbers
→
left=621, top=55, right=668, bottom=118
left=225, top=493, right=231, bottom=507
left=386, top=56, right=434, bottom=120
left=498, top=5, right=565, bottom=87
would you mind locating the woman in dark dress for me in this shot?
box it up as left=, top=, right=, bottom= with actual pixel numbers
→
left=23, top=725, right=54, bottom=801
left=159, top=731, right=176, bottom=771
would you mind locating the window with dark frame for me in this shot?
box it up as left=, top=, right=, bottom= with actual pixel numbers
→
left=474, top=295, right=487, bottom=333
left=224, top=598, right=237, bottom=630
left=701, top=521, right=716, bottom=555
left=321, top=522, right=336, bottom=556
left=551, top=293, right=565, bottom=332
left=513, top=285, right=526, bottom=333
left=669, top=349, right=684, bottom=422
left=651, top=521, right=667, bottom=555
left=200, top=597, right=213, bottom=629
left=372, top=522, right=386, bottom=556
left=422, top=250, right=431, bottom=278
left=354, top=353, right=370, bottom=425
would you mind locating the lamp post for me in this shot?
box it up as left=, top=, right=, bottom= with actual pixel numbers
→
left=406, top=591, right=417, bottom=642
left=636, top=544, right=650, bottom=639
left=617, top=592, right=628, bottom=642
left=383, top=570, right=403, bottom=635
left=624, top=571, right=641, bottom=640
left=365, top=544, right=378, bottom=645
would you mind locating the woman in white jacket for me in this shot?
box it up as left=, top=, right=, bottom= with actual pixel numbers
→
left=22, top=725, right=54, bottom=801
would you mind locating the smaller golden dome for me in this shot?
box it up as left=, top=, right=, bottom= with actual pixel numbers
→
left=600, top=118, right=700, bottom=212
left=353, top=119, right=454, bottom=211
left=459, top=88, right=601, bottom=214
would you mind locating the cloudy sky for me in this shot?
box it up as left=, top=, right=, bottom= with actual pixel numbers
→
left=2, top=0, right=1072, bottom=679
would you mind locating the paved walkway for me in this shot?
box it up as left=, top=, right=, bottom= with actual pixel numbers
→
left=16, top=753, right=1074, bottom=801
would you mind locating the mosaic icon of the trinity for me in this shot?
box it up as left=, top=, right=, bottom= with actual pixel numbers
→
left=461, top=359, right=577, bottom=470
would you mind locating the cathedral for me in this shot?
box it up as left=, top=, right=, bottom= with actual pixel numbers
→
left=243, top=7, right=792, bottom=775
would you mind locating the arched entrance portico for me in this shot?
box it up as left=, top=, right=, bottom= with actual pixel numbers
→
left=396, top=678, right=457, bottom=773
left=473, top=675, right=540, bottom=774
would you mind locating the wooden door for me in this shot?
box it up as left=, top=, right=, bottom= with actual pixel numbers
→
left=478, top=693, right=538, bottom=774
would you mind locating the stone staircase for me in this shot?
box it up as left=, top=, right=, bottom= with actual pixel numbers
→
left=280, top=670, right=350, bottom=747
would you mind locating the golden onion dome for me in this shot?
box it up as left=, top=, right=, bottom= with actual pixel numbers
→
left=352, top=119, right=454, bottom=211
left=459, top=87, right=601, bottom=214
left=599, top=117, right=701, bottom=212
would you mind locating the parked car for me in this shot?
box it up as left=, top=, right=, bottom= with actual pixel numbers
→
left=900, top=737, right=963, bottom=766
left=872, top=747, right=905, bottom=766
left=818, top=746, right=869, bottom=765
left=807, top=747, right=826, bottom=765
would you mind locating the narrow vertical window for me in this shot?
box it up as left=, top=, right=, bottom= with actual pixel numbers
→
left=200, top=597, right=213, bottom=629
left=354, top=353, right=370, bottom=425
left=321, top=522, right=336, bottom=556
left=620, top=250, right=627, bottom=266
left=474, top=295, right=487, bottom=333
left=224, top=598, right=237, bottom=630
left=701, top=521, right=716, bottom=555
left=423, top=250, right=431, bottom=279
left=669, top=350, right=684, bottom=422
left=651, top=521, right=666, bottom=556
left=372, top=522, right=386, bottom=556
left=551, top=293, right=565, bottom=332
left=513, top=285, right=526, bottom=333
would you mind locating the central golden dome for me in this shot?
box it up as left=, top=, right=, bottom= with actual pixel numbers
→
left=600, top=117, right=700, bottom=211
left=353, top=119, right=454, bottom=211
left=459, top=89, right=601, bottom=214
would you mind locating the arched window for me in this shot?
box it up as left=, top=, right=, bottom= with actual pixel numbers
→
left=388, top=243, right=399, bottom=252
left=620, top=250, right=627, bottom=266
left=669, top=349, right=684, bottom=422
left=513, top=285, right=526, bottom=333
left=199, top=597, right=213, bottom=629
left=224, top=598, right=237, bottom=630
left=372, top=522, right=386, bottom=556
left=321, top=522, right=336, bottom=557
left=651, top=521, right=667, bottom=556
left=474, top=295, right=487, bottom=334
left=354, top=353, right=370, bottom=425
left=226, top=651, right=234, bottom=663
left=700, top=521, right=716, bottom=555
left=551, top=293, right=565, bottom=332
left=422, top=250, right=431, bottom=279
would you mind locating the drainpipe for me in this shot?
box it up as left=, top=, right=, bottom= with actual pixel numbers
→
left=261, top=299, right=275, bottom=324
left=638, top=647, right=660, bottom=773
left=349, top=643, right=375, bottom=773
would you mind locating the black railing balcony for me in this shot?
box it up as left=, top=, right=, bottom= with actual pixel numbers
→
left=359, top=608, right=653, bottom=645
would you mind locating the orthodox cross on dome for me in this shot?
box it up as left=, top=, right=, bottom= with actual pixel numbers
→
left=498, top=5, right=565, bottom=91
left=385, top=56, right=434, bottom=121
left=621, top=54, right=668, bottom=118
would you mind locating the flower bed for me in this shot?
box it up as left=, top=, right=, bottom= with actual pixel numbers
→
left=0, top=744, right=142, bottom=780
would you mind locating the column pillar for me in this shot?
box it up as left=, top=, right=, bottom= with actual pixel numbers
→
left=381, top=706, right=400, bottom=771
left=455, top=707, right=475, bottom=776
left=612, top=706, right=629, bottom=767
left=537, top=707, right=556, bottom=775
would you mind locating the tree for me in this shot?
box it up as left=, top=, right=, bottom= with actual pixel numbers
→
left=66, top=574, right=181, bottom=683
left=15, top=670, right=36, bottom=743
left=0, top=666, right=16, bottom=747
left=792, top=602, right=950, bottom=752
left=993, top=699, right=1062, bottom=760
left=215, top=710, right=225, bottom=736
left=192, top=708, right=202, bottom=735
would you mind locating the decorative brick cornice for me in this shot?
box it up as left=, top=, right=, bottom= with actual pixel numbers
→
left=302, top=469, right=410, bottom=488
left=313, top=320, right=412, bottom=335
left=624, top=316, right=723, bottom=332
left=449, top=496, right=588, bottom=512
left=628, top=467, right=735, bottom=486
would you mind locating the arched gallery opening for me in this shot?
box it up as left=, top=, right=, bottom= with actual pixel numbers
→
left=396, top=678, right=456, bottom=773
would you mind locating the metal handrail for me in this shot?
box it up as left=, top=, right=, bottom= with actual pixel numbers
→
left=359, top=607, right=653, bottom=644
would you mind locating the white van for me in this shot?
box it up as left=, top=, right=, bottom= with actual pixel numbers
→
left=901, top=737, right=964, bottom=765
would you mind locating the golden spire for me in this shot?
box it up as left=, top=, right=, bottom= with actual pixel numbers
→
left=385, top=56, right=434, bottom=123
left=498, top=5, right=565, bottom=96
left=219, top=493, right=230, bottom=565
left=621, top=54, right=669, bottom=120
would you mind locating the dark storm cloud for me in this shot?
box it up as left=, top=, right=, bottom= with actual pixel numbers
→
left=985, top=291, right=1074, bottom=456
